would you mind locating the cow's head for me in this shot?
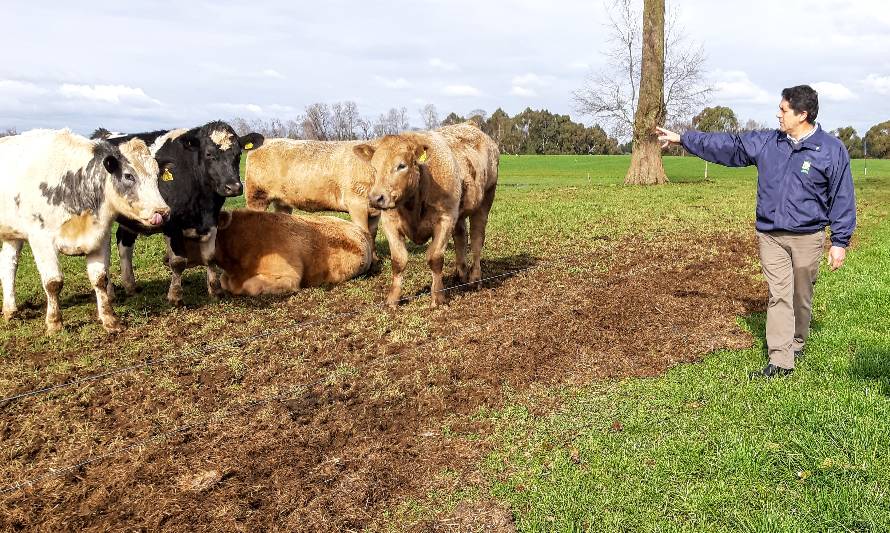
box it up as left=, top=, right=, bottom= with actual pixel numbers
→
left=354, top=136, right=429, bottom=210
left=178, top=121, right=264, bottom=197
left=97, top=140, right=170, bottom=226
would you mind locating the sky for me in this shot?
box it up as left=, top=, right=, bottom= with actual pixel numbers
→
left=2, top=0, right=889, bottom=138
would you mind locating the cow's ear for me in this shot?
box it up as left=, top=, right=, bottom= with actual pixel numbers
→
left=103, top=155, right=122, bottom=175
left=179, top=132, right=200, bottom=151
left=414, top=144, right=430, bottom=164
left=240, top=133, right=264, bottom=151
left=353, top=144, right=376, bottom=162
left=217, top=210, right=233, bottom=229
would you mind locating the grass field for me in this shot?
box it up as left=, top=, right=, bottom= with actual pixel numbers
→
left=1, top=155, right=889, bottom=531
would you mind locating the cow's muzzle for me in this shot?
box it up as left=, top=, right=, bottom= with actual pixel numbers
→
left=369, top=192, right=395, bottom=210
left=145, top=207, right=170, bottom=227
left=219, top=181, right=243, bottom=197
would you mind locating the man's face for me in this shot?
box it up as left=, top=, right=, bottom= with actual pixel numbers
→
left=776, top=99, right=807, bottom=133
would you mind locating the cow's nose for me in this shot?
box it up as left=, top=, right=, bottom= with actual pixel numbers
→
left=370, top=194, right=386, bottom=208
left=224, top=182, right=243, bottom=196
left=158, top=207, right=171, bottom=220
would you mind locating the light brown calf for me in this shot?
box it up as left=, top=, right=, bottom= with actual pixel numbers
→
left=353, top=121, right=499, bottom=307
left=244, top=138, right=381, bottom=247
left=182, top=209, right=373, bottom=296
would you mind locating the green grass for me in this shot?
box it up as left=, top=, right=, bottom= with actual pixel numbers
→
left=3, top=154, right=890, bottom=531
left=476, top=157, right=890, bottom=532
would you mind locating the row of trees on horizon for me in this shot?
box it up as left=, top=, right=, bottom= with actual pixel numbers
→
left=222, top=102, right=890, bottom=159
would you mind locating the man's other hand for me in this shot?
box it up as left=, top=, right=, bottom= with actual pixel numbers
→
left=828, top=246, right=847, bottom=270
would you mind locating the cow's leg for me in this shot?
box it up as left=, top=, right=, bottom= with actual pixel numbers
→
left=452, top=218, right=469, bottom=282
left=245, top=182, right=271, bottom=211
left=206, top=266, right=223, bottom=299
left=272, top=202, right=293, bottom=214
left=29, top=236, right=64, bottom=334
left=116, top=226, right=139, bottom=296
left=164, top=236, right=187, bottom=307
left=468, top=187, right=496, bottom=284
left=368, top=212, right=381, bottom=263
left=86, top=242, right=124, bottom=333
left=348, top=201, right=379, bottom=262
left=381, top=217, right=408, bottom=308
left=1, top=240, right=24, bottom=320
left=427, top=217, right=455, bottom=307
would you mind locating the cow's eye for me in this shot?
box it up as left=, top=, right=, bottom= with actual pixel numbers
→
left=122, top=173, right=135, bottom=182
left=397, top=163, right=407, bottom=171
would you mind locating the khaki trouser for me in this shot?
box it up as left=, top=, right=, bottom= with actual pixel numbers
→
left=756, top=230, right=826, bottom=369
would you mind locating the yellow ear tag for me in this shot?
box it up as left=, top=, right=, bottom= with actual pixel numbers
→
left=162, top=169, right=174, bottom=181
left=418, top=151, right=428, bottom=163
left=244, top=142, right=254, bottom=150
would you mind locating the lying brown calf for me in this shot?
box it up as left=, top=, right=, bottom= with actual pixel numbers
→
left=180, top=209, right=373, bottom=296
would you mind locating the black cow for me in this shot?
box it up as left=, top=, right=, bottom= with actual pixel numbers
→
left=93, top=121, right=263, bottom=305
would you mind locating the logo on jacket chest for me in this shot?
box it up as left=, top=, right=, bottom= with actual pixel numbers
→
left=801, top=160, right=811, bottom=174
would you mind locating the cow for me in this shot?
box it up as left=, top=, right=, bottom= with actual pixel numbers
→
left=243, top=138, right=381, bottom=257
left=94, top=121, right=264, bottom=305
left=0, top=129, right=170, bottom=334
left=176, top=209, right=373, bottom=296
left=352, top=121, right=499, bottom=307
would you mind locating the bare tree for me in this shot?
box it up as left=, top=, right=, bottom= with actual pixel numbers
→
left=373, top=107, right=410, bottom=137
left=573, top=0, right=709, bottom=140
left=419, top=104, right=440, bottom=130
left=0, top=127, right=18, bottom=138
left=357, top=117, right=374, bottom=140
left=625, top=0, right=667, bottom=185
left=331, top=101, right=362, bottom=140
left=302, top=103, right=333, bottom=140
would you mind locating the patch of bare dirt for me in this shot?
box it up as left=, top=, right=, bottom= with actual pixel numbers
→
left=0, top=231, right=763, bottom=532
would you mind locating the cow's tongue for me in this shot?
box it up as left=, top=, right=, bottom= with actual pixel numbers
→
left=149, top=213, right=164, bottom=226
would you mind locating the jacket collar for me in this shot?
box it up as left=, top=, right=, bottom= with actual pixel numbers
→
left=779, top=123, right=824, bottom=152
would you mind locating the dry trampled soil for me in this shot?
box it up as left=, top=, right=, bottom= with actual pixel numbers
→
left=0, top=231, right=764, bottom=532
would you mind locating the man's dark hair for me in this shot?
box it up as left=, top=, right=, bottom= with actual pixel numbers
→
left=781, top=85, right=819, bottom=124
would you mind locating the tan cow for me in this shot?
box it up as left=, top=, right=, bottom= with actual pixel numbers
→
left=353, top=121, right=499, bottom=307
left=179, top=209, right=373, bottom=296
left=244, top=139, right=381, bottom=251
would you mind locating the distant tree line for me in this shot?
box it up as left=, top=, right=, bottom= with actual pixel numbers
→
left=231, top=102, right=622, bottom=155
left=439, top=108, right=621, bottom=155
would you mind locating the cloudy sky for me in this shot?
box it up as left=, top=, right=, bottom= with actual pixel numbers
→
left=3, top=0, right=889, bottom=138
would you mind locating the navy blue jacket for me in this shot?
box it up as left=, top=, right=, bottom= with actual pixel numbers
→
left=681, top=125, right=856, bottom=247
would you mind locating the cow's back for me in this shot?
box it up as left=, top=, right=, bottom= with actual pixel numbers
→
left=245, top=139, right=375, bottom=212
left=0, top=130, right=97, bottom=237
left=437, top=122, right=499, bottom=216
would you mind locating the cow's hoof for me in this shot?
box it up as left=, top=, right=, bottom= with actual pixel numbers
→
left=385, top=297, right=400, bottom=309
left=3, top=308, right=17, bottom=321
left=123, top=285, right=139, bottom=297
left=45, top=320, right=64, bottom=335
left=102, top=319, right=125, bottom=333
left=167, top=298, right=185, bottom=307
left=455, top=269, right=469, bottom=283
left=431, top=295, right=447, bottom=308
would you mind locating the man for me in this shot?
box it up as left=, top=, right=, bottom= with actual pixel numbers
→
left=656, top=85, right=856, bottom=379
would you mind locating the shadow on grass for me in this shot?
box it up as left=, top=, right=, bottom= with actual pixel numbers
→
left=403, top=253, right=540, bottom=301
left=850, top=344, right=890, bottom=395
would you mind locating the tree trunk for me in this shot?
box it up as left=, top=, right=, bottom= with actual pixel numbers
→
left=625, top=0, right=667, bottom=185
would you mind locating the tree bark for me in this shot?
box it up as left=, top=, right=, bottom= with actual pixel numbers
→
left=625, top=0, right=667, bottom=185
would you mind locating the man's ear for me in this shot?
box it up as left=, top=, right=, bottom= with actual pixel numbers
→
left=353, top=144, right=376, bottom=162
left=240, top=133, right=264, bottom=151
left=217, top=210, right=233, bottom=229
left=179, top=132, right=200, bottom=151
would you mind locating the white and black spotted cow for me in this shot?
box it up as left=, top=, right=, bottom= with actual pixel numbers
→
left=0, top=129, right=169, bottom=334
left=93, top=121, right=263, bottom=305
